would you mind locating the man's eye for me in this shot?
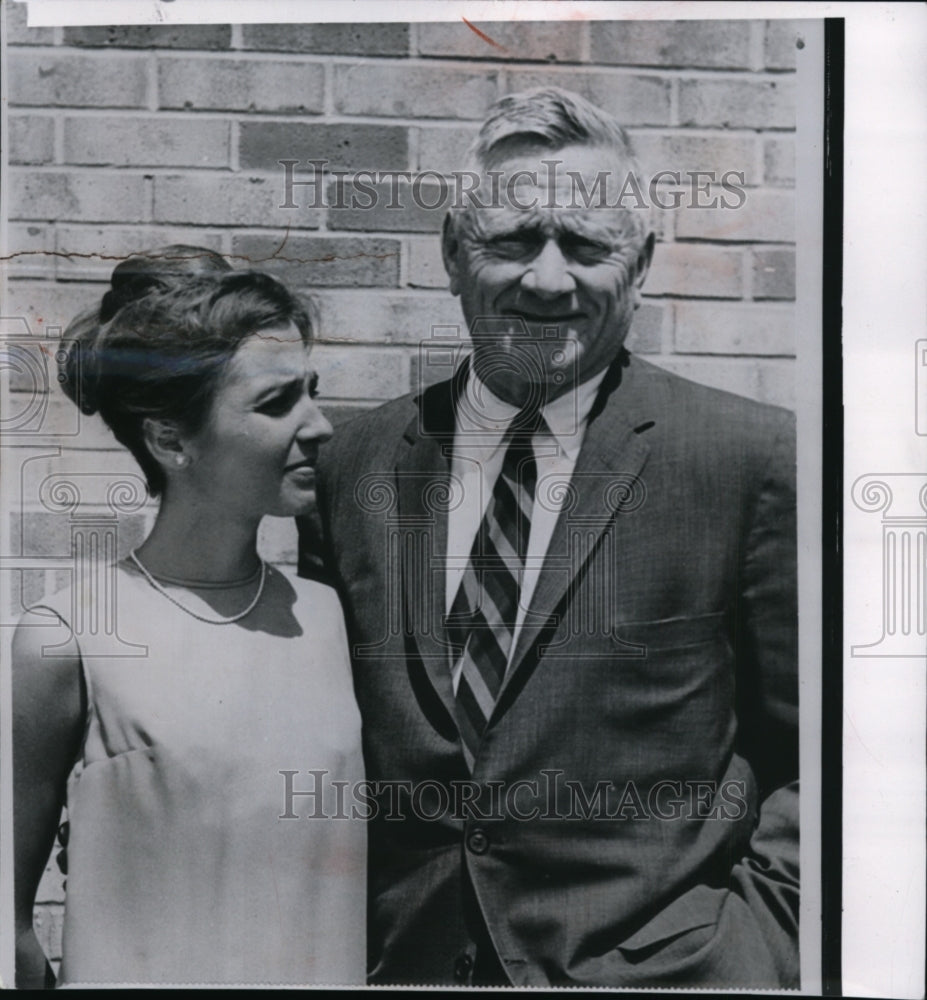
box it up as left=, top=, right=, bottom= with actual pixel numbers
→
left=562, top=237, right=611, bottom=263
left=487, top=234, right=539, bottom=258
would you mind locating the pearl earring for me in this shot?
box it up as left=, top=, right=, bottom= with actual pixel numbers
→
left=175, top=454, right=189, bottom=467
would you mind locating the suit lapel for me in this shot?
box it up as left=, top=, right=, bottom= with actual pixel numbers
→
left=394, top=370, right=461, bottom=726
left=395, top=355, right=661, bottom=739
left=498, top=354, right=656, bottom=706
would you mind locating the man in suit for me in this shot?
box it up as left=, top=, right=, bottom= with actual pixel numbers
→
left=298, top=88, right=798, bottom=988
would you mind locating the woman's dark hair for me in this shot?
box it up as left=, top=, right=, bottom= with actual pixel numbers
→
left=100, top=244, right=233, bottom=323
left=61, top=248, right=313, bottom=497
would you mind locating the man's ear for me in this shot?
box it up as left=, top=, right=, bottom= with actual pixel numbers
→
left=631, top=232, right=656, bottom=308
left=142, top=417, right=190, bottom=470
left=441, top=214, right=463, bottom=297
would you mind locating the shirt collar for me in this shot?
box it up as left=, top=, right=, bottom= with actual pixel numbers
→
left=456, top=365, right=608, bottom=461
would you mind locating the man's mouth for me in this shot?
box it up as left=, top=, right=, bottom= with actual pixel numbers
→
left=503, top=310, right=584, bottom=325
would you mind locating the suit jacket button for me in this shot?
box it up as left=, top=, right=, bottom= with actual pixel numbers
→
left=453, top=953, right=474, bottom=981
left=467, top=828, right=490, bottom=855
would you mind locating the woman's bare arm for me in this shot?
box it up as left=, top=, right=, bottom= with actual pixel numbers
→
left=12, top=609, right=85, bottom=989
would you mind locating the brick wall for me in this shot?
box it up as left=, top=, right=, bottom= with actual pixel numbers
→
left=2, top=10, right=800, bottom=968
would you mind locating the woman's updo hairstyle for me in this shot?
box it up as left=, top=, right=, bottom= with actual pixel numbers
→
left=99, top=244, right=232, bottom=324
left=62, top=244, right=232, bottom=416
left=60, top=246, right=313, bottom=497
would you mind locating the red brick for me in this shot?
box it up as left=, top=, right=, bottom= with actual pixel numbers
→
left=505, top=69, right=672, bottom=127
left=764, top=138, right=795, bottom=185
left=417, top=21, right=584, bottom=63
left=386, top=294, right=465, bottom=345
left=62, top=25, right=231, bottom=49
left=9, top=170, right=149, bottom=223
left=328, top=179, right=447, bottom=234
left=645, top=243, right=743, bottom=299
left=416, top=125, right=480, bottom=173
left=35, top=859, right=67, bottom=908
left=674, top=302, right=795, bottom=355
left=647, top=356, right=759, bottom=401
left=406, top=235, right=449, bottom=289
left=230, top=235, right=401, bottom=288
left=11, top=506, right=150, bottom=562
left=626, top=302, right=666, bottom=355
left=4, top=2, right=55, bottom=45
left=752, top=248, right=795, bottom=300
left=0, top=315, right=33, bottom=339
left=5, top=224, right=55, bottom=279
left=765, top=20, right=805, bottom=70
left=334, top=63, right=500, bottom=120
left=756, top=359, right=796, bottom=409
left=679, top=77, right=796, bottom=129
left=590, top=21, right=752, bottom=70
left=311, top=344, right=408, bottom=401
left=257, top=516, right=299, bottom=565
left=314, top=291, right=396, bottom=344
left=239, top=122, right=409, bottom=174
left=53, top=225, right=226, bottom=281
left=8, top=114, right=55, bottom=165
left=631, top=133, right=760, bottom=187
left=33, top=904, right=64, bottom=960
left=317, top=290, right=464, bottom=346
left=9, top=390, right=122, bottom=449
left=645, top=200, right=671, bottom=241
left=158, top=57, right=324, bottom=114
left=4, top=280, right=104, bottom=342
left=8, top=569, right=72, bottom=617
left=674, top=189, right=794, bottom=242
left=8, top=511, right=70, bottom=559
left=2, top=334, right=55, bottom=394
left=242, top=23, right=409, bottom=57
left=154, top=173, right=321, bottom=229
left=9, top=53, right=149, bottom=108
left=63, top=116, right=230, bottom=168
left=14, top=455, right=149, bottom=511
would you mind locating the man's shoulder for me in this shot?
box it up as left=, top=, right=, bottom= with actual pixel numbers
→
left=317, top=391, right=419, bottom=476
left=624, top=354, right=795, bottom=440
left=333, top=392, right=419, bottom=440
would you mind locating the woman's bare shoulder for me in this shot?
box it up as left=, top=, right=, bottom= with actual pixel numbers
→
left=12, top=606, right=84, bottom=742
left=13, top=605, right=80, bottom=676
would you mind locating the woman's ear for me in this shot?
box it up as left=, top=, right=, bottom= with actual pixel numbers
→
left=142, top=418, right=191, bottom=470
left=441, top=214, right=464, bottom=297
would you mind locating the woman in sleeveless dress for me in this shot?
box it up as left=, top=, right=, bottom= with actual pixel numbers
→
left=12, top=250, right=366, bottom=987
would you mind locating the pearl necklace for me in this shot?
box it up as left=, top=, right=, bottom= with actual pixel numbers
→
left=128, top=550, right=268, bottom=625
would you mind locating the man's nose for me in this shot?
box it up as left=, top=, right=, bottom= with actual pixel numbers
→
left=297, top=400, right=334, bottom=444
left=521, top=239, right=575, bottom=298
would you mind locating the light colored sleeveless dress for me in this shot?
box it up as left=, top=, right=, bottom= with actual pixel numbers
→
left=34, top=561, right=366, bottom=987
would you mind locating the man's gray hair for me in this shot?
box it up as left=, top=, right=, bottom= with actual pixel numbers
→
left=455, top=86, right=652, bottom=243
left=468, top=86, right=643, bottom=179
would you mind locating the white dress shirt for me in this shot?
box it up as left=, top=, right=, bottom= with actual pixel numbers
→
left=446, top=367, right=607, bottom=690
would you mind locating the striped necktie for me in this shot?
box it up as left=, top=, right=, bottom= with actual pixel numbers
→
left=449, top=406, right=542, bottom=769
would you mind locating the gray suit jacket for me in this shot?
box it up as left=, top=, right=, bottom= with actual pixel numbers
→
left=299, top=351, right=799, bottom=988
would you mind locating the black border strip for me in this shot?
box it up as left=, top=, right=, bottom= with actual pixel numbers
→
left=821, top=16, right=845, bottom=998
